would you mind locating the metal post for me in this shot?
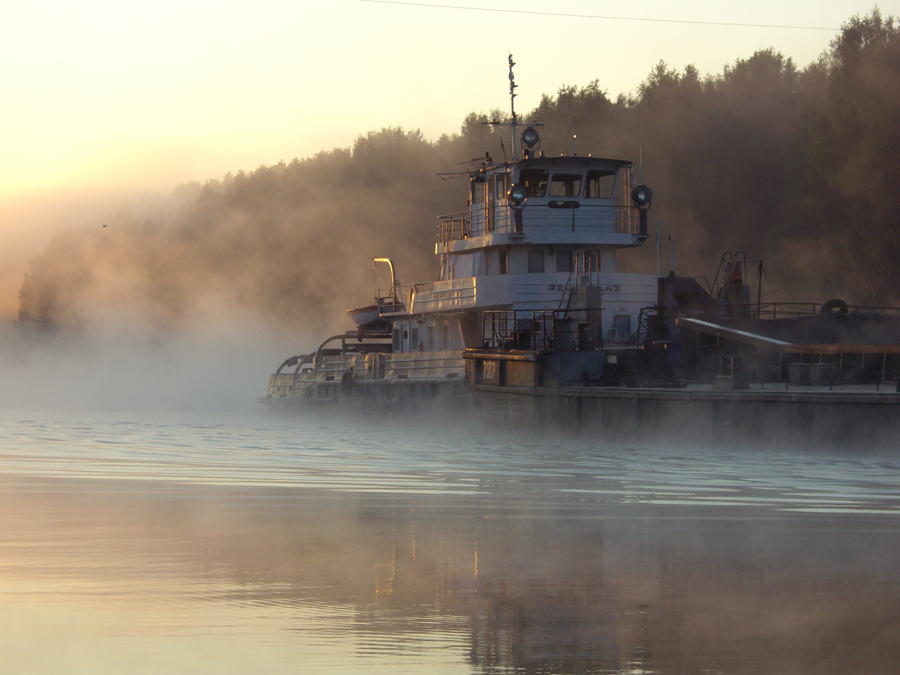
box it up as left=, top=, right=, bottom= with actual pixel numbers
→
left=656, top=222, right=661, bottom=276
left=508, top=54, right=518, bottom=161
left=757, top=260, right=763, bottom=319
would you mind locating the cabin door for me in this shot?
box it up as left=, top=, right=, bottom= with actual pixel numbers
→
left=400, top=321, right=410, bottom=352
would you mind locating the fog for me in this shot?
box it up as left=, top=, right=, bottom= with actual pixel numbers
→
left=1, top=10, right=897, bottom=414
left=0, top=313, right=297, bottom=412
left=1, top=17, right=896, bottom=674
left=12, top=13, right=900, bottom=346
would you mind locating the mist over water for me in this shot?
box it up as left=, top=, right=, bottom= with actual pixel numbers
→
left=1, top=406, right=898, bottom=674
left=1, top=11, right=899, bottom=672
left=0, top=312, right=298, bottom=413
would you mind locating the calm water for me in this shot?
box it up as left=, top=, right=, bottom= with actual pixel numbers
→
left=1, top=407, right=899, bottom=674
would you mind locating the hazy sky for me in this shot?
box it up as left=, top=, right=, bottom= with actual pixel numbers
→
left=2, top=0, right=893, bottom=195
left=0, top=0, right=895, bottom=315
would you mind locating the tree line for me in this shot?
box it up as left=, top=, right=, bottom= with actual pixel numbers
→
left=18, top=9, right=900, bottom=336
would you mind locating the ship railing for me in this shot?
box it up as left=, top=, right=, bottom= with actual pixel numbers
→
left=614, top=204, right=643, bottom=235
left=383, top=351, right=466, bottom=380
left=482, top=310, right=572, bottom=352
left=692, top=302, right=900, bottom=321
left=438, top=204, right=643, bottom=243
left=377, top=283, right=436, bottom=311
left=374, top=296, right=405, bottom=313
left=754, top=302, right=900, bottom=320
left=438, top=209, right=516, bottom=241
left=438, top=211, right=473, bottom=242
left=636, top=302, right=900, bottom=345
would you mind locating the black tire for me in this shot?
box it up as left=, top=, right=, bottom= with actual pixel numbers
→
left=821, top=298, right=849, bottom=315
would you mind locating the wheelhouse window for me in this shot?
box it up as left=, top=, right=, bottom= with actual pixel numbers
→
left=495, top=174, right=508, bottom=200
left=519, top=169, right=548, bottom=197
left=556, top=250, right=573, bottom=273
left=584, top=170, right=616, bottom=198
left=499, top=249, right=508, bottom=275
left=471, top=178, right=487, bottom=204
left=527, top=250, right=545, bottom=273
left=550, top=173, right=582, bottom=197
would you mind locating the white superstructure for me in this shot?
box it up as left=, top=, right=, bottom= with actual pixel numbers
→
left=263, top=57, right=659, bottom=406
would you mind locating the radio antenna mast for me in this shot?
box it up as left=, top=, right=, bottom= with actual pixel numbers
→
left=485, top=54, right=541, bottom=162
left=508, top=54, right=518, bottom=160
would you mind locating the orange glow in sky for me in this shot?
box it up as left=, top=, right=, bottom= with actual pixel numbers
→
left=0, top=0, right=894, bottom=316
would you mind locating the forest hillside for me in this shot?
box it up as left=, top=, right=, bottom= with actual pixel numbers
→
left=17, top=10, right=900, bottom=338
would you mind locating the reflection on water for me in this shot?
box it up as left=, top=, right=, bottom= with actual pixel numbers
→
left=1, top=409, right=899, bottom=674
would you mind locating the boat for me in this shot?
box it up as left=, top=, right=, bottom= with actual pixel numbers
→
left=345, top=259, right=405, bottom=332
left=261, top=57, right=900, bottom=446
left=261, top=55, right=659, bottom=410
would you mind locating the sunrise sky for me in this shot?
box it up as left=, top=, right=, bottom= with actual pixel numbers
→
left=0, top=0, right=896, bottom=316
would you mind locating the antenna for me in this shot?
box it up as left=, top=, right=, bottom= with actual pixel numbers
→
left=640, top=143, right=644, bottom=184
left=484, top=54, right=542, bottom=161
left=508, top=54, right=518, bottom=160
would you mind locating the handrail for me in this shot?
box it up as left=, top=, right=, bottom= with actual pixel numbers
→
left=481, top=309, right=588, bottom=352
left=720, top=302, right=900, bottom=320
left=437, top=203, right=644, bottom=243
left=312, top=335, right=347, bottom=376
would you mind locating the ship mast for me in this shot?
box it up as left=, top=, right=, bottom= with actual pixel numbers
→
left=485, top=55, right=541, bottom=162
left=508, top=54, right=518, bottom=161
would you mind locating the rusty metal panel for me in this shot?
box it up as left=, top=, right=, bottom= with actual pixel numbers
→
left=505, top=360, right=536, bottom=387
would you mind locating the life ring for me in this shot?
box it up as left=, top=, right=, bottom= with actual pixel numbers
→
left=821, top=298, right=849, bottom=315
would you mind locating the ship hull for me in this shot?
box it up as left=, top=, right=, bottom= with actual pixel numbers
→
left=469, top=380, right=900, bottom=449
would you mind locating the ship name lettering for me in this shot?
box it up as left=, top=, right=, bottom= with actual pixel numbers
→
left=549, top=284, right=619, bottom=292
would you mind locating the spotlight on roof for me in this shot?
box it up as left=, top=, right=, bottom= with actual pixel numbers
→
left=521, top=126, right=540, bottom=149
left=507, top=184, right=528, bottom=206
left=631, top=184, right=652, bottom=210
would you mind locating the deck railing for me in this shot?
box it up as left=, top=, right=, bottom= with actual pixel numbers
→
left=438, top=203, right=643, bottom=243
left=481, top=310, right=577, bottom=351
left=676, top=302, right=900, bottom=322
